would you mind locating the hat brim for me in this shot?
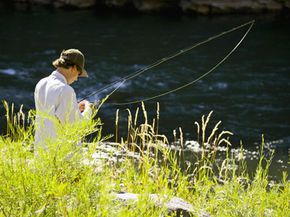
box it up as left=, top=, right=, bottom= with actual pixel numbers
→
left=79, top=68, right=88, bottom=78
left=52, top=58, right=62, bottom=68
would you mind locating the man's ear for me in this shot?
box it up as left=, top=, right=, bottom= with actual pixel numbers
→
left=68, top=65, right=75, bottom=72
left=72, top=65, right=78, bottom=72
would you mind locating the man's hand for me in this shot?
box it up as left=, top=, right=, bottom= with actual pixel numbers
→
left=78, top=100, right=91, bottom=113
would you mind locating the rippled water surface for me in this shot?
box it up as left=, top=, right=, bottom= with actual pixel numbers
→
left=0, top=8, right=289, bottom=175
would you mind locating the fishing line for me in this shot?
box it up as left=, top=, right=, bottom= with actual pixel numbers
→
left=111, top=20, right=255, bottom=106
left=79, top=20, right=255, bottom=104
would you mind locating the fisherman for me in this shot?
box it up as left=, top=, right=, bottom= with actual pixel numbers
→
left=34, top=48, right=92, bottom=147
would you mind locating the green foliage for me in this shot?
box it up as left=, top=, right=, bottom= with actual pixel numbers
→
left=0, top=101, right=289, bottom=216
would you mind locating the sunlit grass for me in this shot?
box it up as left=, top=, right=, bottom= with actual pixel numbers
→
left=0, top=101, right=289, bottom=216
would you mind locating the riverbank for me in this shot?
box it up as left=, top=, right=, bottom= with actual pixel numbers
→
left=4, top=0, right=290, bottom=14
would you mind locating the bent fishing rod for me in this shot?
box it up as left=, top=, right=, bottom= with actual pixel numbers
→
left=79, top=20, right=255, bottom=105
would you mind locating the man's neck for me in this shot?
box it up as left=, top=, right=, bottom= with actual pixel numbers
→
left=57, top=67, right=70, bottom=84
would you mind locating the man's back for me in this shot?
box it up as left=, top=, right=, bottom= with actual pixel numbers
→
left=34, top=71, right=81, bottom=146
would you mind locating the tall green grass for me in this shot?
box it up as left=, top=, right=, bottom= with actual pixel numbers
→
left=0, top=101, right=289, bottom=216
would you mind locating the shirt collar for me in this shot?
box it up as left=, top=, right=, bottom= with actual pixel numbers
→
left=51, top=70, right=68, bottom=84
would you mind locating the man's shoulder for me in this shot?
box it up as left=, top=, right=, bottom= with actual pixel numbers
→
left=35, top=74, right=70, bottom=93
left=35, top=76, right=49, bottom=90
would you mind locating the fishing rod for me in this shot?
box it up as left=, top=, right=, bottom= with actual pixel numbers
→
left=79, top=20, right=255, bottom=105
left=112, top=20, right=255, bottom=105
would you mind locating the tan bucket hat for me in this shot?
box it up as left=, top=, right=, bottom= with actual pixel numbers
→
left=52, top=49, right=88, bottom=77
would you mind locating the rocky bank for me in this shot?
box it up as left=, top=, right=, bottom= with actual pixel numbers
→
left=9, top=0, right=290, bottom=14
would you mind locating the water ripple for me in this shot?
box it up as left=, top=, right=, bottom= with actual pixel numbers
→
left=0, top=68, right=16, bottom=75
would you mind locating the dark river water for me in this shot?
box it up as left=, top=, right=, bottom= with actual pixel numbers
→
left=0, top=7, right=289, bottom=178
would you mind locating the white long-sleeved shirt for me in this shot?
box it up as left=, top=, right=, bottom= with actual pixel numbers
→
left=34, top=70, right=91, bottom=147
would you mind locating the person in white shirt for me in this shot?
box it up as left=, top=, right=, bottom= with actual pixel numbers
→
left=34, top=49, right=92, bottom=147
